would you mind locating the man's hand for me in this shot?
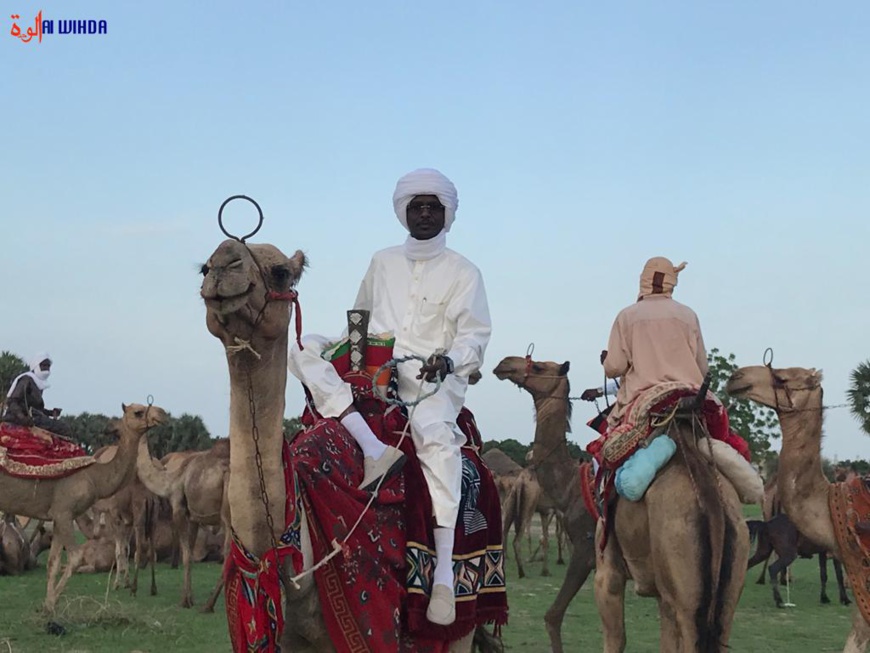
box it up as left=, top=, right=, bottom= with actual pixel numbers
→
left=51, top=408, right=62, bottom=418
left=417, top=354, right=452, bottom=382
left=580, top=388, right=603, bottom=402
left=600, top=350, right=608, bottom=365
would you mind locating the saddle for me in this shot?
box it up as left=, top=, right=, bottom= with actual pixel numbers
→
left=0, top=422, right=92, bottom=479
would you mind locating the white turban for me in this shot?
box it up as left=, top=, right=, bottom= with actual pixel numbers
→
left=392, top=168, right=458, bottom=232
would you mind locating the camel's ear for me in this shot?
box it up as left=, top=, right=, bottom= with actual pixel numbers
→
left=121, top=403, right=127, bottom=413
left=559, top=361, right=570, bottom=375
left=289, top=250, right=308, bottom=279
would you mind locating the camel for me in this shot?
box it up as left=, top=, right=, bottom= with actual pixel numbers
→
left=727, top=364, right=870, bottom=652
left=501, top=466, right=565, bottom=578
left=495, top=355, right=751, bottom=652
left=136, top=437, right=230, bottom=610
left=492, top=356, right=599, bottom=653
left=747, top=513, right=850, bottom=607
left=481, top=447, right=521, bottom=505
left=0, top=403, right=165, bottom=610
left=201, top=238, right=498, bottom=652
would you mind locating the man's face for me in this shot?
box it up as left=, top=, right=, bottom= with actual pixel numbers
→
left=406, top=194, right=446, bottom=241
left=39, top=360, right=51, bottom=372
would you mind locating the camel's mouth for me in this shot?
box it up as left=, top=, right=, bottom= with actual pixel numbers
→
left=492, top=364, right=518, bottom=383
left=202, top=282, right=256, bottom=317
left=725, top=381, right=751, bottom=397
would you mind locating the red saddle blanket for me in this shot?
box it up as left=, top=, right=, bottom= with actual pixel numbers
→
left=829, top=477, right=870, bottom=625
left=224, top=374, right=507, bottom=653
left=0, top=422, right=92, bottom=479
left=580, top=384, right=750, bottom=546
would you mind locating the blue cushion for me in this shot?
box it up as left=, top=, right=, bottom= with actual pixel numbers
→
left=615, top=435, right=677, bottom=501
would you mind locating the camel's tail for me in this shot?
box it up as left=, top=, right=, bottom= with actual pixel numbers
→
left=672, top=418, right=736, bottom=652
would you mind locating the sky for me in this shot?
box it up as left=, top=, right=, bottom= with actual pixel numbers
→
left=3, top=1, right=869, bottom=460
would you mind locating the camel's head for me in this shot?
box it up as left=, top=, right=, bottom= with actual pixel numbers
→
left=726, top=365, right=823, bottom=413
left=120, top=403, right=168, bottom=432
left=200, top=239, right=306, bottom=345
left=492, top=356, right=571, bottom=400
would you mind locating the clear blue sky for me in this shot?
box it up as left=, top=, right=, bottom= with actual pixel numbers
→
left=3, top=1, right=869, bottom=460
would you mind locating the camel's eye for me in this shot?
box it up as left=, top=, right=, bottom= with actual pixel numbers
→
left=532, top=364, right=543, bottom=373
left=134, top=410, right=144, bottom=418
left=271, top=265, right=291, bottom=285
left=228, top=260, right=243, bottom=269
left=200, top=264, right=210, bottom=276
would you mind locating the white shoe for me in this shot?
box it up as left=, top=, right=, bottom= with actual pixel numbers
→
left=426, top=584, right=456, bottom=625
left=358, top=446, right=406, bottom=491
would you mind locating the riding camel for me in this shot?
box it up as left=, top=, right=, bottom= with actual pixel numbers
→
left=727, top=364, right=870, bottom=652
left=492, top=356, right=598, bottom=653
left=0, top=403, right=166, bottom=611
left=136, top=436, right=230, bottom=610
left=201, top=238, right=502, bottom=652
left=495, top=355, right=751, bottom=652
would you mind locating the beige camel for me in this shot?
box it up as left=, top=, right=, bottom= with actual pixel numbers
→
left=501, top=466, right=565, bottom=578
left=494, top=355, right=751, bottom=652
left=0, top=403, right=165, bottom=610
left=482, top=447, right=521, bottom=505
left=727, top=364, right=870, bottom=652
left=137, top=437, right=230, bottom=610
left=0, top=513, right=36, bottom=574
left=201, top=238, right=496, bottom=652
left=492, top=356, right=598, bottom=653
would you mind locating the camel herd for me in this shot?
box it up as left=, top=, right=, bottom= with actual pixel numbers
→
left=2, top=235, right=869, bottom=653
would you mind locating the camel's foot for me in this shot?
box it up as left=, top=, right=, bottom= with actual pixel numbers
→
left=541, top=569, right=551, bottom=577
left=199, top=603, right=216, bottom=614
left=843, top=596, right=853, bottom=606
left=150, top=584, right=157, bottom=597
left=179, top=596, right=194, bottom=609
left=821, top=594, right=831, bottom=604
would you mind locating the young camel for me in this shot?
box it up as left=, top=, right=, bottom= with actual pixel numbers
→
left=0, top=403, right=166, bottom=611
left=727, top=364, right=870, bottom=652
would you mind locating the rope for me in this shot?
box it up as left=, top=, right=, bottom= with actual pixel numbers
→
left=286, top=356, right=439, bottom=588
left=226, top=337, right=262, bottom=360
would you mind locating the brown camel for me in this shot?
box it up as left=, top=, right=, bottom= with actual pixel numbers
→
left=0, top=513, right=37, bottom=574
left=201, top=238, right=495, bottom=652
left=136, top=437, right=230, bottom=610
left=482, top=447, right=521, bottom=505
left=727, top=364, right=870, bottom=652
left=492, top=356, right=598, bottom=653
left=501, top=466, right=565, bottom=578
left=495, top=355, right=750, bottom=652
left=0, top=403, right=166, bottom=610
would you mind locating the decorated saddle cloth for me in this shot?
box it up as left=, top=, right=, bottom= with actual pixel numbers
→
left=0, top=422, right=92, bottom=479
left=829, top=477, right=870, bottom=625
left=224, top=348, right=506, bottom=653
left=580, top=383, right=749, bottom=526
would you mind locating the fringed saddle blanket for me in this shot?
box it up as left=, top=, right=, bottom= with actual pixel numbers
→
left=224, top=373, right=507, bottom=653
left=581, top=383, right=750, bottom=548
left=0, top=422, right=92, bottom=479
left=829, top=477, right=870, bottom=625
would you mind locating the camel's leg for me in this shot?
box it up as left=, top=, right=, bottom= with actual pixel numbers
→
left=172, top=504, right=198, bottom=608
left=130, top=525, right=142, bottom=596
left=844, top=608, right=870, bottom=653
left=833, top=556, right=852, bottom=606
left=149, top=530, right=158, bottom=596
left=201, top=529, right=231, bottom=613
left=658, top=599, right=680, bottom=652
left=540, top=510, right=551, bottom=577
left=49, top=518, right=86, bottom=606
left=768, top=553, right=795, bottom=608
left=556, top=514, right=566, bottom=565
left=43, top=531, right=65, bottom=612
left=819, top=551, right=831, bottom=604
left=544, top=531, right=595, bottom=653
left=755, top=556, right=769, bottom=584
left=594, top=526, right=627, bottom=653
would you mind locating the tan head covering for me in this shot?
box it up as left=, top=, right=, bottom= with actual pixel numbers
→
left=638, top=257, right=687, bottom=300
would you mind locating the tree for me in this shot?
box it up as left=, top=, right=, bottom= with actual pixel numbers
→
left=0, top=351, right=27, bottom=410
left=283, top=416, right=304, bottom=438
left=64, top=411, right=114, bottom=454
left=147, top=413, right=213, bottom=459
left=847, top=360, right=870, bottom=436
left=707, top=348, right=780, bottom=465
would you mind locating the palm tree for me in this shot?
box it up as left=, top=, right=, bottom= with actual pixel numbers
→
left=848, top=360, right=870, bottom=435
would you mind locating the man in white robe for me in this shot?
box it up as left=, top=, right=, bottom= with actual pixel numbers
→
left=288, top=168, right=492, bottom=626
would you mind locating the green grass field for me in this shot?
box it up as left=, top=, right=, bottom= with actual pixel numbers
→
left=0, top=536, right=857, bottom=652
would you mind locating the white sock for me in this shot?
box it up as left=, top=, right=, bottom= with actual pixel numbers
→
left=432, top=527, right=455, bottom=588
left=340, top=412, right=387, bottom=460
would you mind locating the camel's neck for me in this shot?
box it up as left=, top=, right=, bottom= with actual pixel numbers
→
left=136, top=436, right=173, bottom=498
left=776, top=393, right=838, bottom=552
left=91, top=423, right=141, bottom=498
left=226, top=335, right=288, bottom=557
left=530, top=396, right=574, bottom=511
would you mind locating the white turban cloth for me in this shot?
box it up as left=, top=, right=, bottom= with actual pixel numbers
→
left=392, top=168, right=459, bottom=233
